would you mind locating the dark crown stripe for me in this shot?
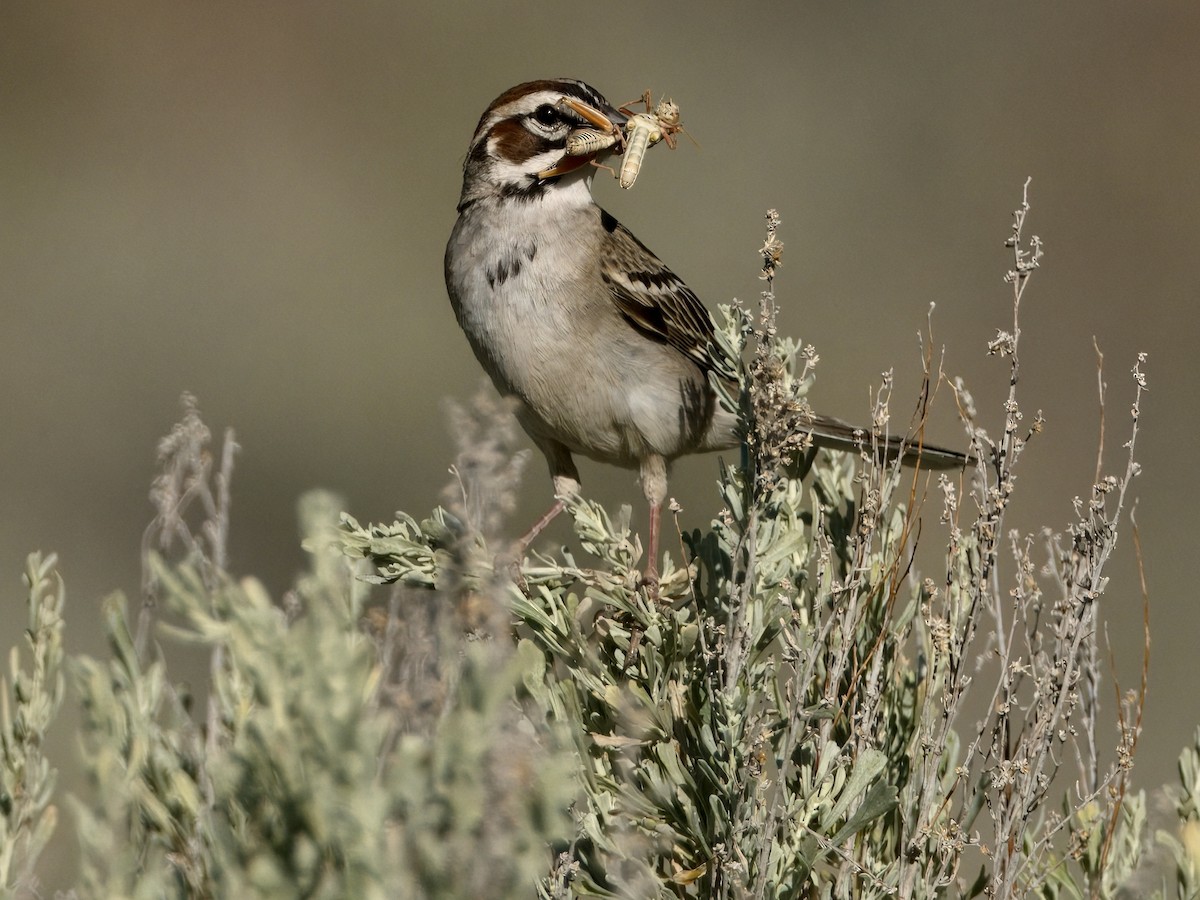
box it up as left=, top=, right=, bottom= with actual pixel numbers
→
left=484, top=78, right=603, bottom=113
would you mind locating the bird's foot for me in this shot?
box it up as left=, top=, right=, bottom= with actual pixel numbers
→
left=493, top=547, right=531, bottom=597
left=640, top=569, right=660, bottom=602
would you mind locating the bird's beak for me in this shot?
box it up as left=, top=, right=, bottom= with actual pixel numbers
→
left=590, top=97, right=630, bottom=131
left=537, top=95, right=629, bottom=181
left=535, top=153, right=596, bottom=180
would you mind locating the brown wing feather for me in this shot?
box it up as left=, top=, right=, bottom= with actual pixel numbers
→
left=598, top=209, right=724, bottom=374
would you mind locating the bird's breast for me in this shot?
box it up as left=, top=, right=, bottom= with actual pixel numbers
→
left=445, top=203, right=723, bottom=464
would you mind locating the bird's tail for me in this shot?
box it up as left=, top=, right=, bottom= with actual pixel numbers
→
left=806, top=414, right=972, bottom=471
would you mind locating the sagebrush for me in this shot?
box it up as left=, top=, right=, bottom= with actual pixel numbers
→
left=5, top=186, right=1193, bottom=899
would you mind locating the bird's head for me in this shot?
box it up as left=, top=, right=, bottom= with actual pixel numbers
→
left=456, top=78, right=627, bottom=208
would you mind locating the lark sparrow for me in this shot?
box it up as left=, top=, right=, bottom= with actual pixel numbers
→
left=444, top=78, right=966, bottom=589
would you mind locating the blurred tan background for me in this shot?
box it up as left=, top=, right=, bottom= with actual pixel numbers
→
left=2, top=0, right=1196, bottom=884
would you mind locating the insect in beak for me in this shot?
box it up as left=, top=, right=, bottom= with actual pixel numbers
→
left=537, top=95, right=628, bottom=180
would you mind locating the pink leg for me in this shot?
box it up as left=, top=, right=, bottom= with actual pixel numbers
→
left=518, top=497, right=566, bottom=551
left=640, top=454, right=668, bottom=599
left=645, top=499, right=661, bottom=595
left=517, top=456, right=580, bottom=553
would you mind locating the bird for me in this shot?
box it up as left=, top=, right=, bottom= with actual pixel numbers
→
left=444, top=78, right=967, bottom=592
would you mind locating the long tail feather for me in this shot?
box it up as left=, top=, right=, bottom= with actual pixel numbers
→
left=807, top=414, right=972, bottom=471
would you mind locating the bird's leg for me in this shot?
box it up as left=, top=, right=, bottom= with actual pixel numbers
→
left=502, top=448, right=581, bottom=594
left=518, top=497, right=566, bottom=550
left=518, top=469, right=581, bottom=551
left=640, top=454, right=668, bottom=599
left=646, top=500, right=662, bottom=589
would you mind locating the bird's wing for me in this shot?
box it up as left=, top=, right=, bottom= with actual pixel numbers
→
left=598, top=209, right=735, bottom=378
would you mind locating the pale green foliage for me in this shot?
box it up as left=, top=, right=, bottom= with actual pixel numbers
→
left=65, top=413, right=572, bottom=899
left=0, top=553, right=65, bottom=896
left=342, top=315, right=943, bottom=896
left=1156, top=729, right=1200, bottom=899
left=340, top=197, right=1158, bottom=898
left=1, top=191, right=1193, bottom=898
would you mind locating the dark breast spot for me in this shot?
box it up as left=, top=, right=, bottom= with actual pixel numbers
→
left=485, top=242, right=539, bottom=288
left=486, top=256, right=518, bottom=288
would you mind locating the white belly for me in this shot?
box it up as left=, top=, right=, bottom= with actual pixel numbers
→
left=446, top=205, right=712, bottom=465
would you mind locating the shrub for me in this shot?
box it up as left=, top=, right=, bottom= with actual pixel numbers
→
left=5, top=184, right=1184, bottom=899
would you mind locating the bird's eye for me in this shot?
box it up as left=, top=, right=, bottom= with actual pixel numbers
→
left=532, top=104, right=560, bottom=127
